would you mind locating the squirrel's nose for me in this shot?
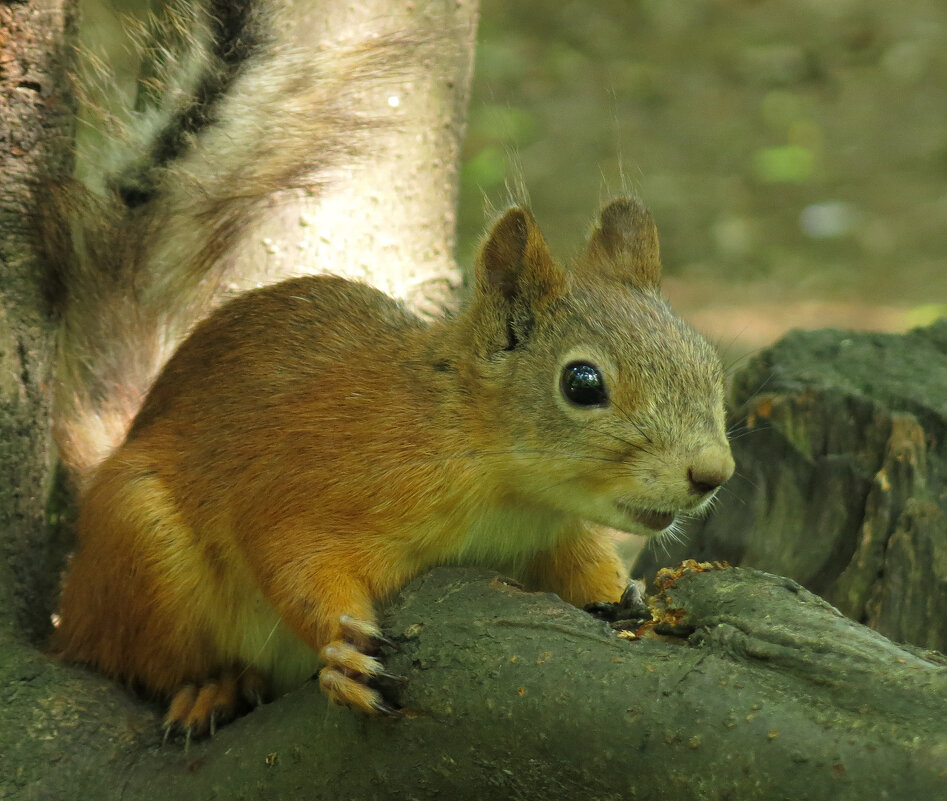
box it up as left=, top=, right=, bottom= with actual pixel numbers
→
left=687, top=450, right=735, bottom=496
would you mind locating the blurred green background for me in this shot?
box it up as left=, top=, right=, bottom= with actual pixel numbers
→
left=459, top=0, right=947, bottom=358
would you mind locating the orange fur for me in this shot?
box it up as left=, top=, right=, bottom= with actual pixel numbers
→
left=54, top=199, right=734, bottom=731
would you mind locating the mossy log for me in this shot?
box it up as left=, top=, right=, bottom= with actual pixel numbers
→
left=5, top=565, right=945, bottom=800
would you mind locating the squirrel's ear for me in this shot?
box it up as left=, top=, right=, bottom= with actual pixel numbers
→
left=470, top=207, right=567, bottom=353
left=580, top=197, right=661, bottom=288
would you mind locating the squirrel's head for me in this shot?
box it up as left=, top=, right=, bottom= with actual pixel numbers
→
left=462, top=197, right=734, bottom=536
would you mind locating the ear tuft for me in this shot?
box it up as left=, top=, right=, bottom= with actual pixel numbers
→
left=582, top=197, right=661, bottom=287
left=479, top=208, right=531, bottom=299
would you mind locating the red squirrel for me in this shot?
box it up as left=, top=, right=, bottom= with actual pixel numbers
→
left=53, top=197, right=733, bottom=736
left=47, top=1, right=732, bottom=740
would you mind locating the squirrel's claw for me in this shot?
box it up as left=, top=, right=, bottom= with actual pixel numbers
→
left=338, top=614, right=400, bottom=652
left=370, top=698, right=403, bottom=717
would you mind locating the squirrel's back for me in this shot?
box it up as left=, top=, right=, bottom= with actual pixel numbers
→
left=54, top=275, right=468, bottom=699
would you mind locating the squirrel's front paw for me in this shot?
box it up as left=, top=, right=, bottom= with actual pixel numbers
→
left=318, top=616, right=401, bottom=715
left=585, top=581, right=651, bottom=627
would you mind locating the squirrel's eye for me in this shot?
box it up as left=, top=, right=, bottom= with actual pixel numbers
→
left=560, top=362, right=608, bottom=407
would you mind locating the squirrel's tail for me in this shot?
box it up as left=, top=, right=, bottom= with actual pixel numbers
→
left=41, top=1, right=419, bottom=484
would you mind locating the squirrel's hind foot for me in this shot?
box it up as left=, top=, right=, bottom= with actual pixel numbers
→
left=162, top=667, right=268, bottom=746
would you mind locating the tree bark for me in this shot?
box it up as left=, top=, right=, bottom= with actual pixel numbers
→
left=0, top=0, right=75, bottom=640
left=635, top=321, right=947, bottom=654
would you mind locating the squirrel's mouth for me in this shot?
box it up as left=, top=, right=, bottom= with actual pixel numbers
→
left=616, top=503, right=676, bottom=532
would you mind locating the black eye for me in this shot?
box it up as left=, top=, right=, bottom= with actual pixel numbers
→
left=560, top=362, right=608, bottom=407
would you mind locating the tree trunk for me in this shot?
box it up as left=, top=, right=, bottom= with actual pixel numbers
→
left=0, top=0, right=75, bottom=640
left=634, top=320, right=947, bottom=654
